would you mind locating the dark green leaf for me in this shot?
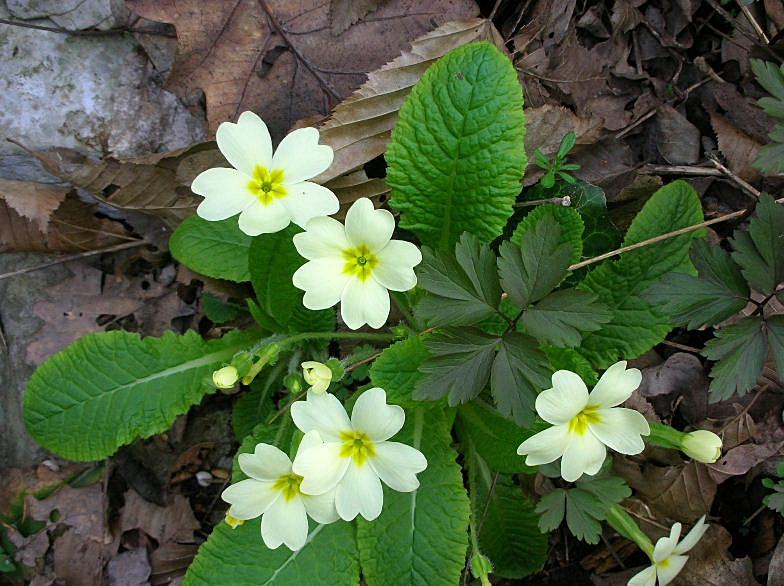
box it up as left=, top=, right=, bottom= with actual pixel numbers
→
left=416, top=233, right=502, bottom=327
left=249, top=226, right=304, bottom=328
left=232, top=360, right=286, bottom=440
left=703, top=317, right=767, bottom=400
left=731, top=194, right=784, bottom=295
left=768, top=316, right=784, bottom=379
left=498, top=215, right=572, bottom=308
left=557, top=131, right=577, bottom=160
left=753, top=139, right=784, bottom=174
left=288, top=305, right=335, bottom=334
left=751, top=59, right=784, bottom=103
left=201, top=293, right=240, bottom=324
left=542, top=346, right=598, bottom=386
left=370, top=336, right=433, bottom=409
left=170, top=215, right=252, bottom=282
left=511, top=204, right=584, bottom=263
left=521, top=289, right=611, bottom=347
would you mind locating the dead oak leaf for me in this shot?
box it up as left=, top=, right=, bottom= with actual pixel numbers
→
left=127, top=0, right=478, bottom=136
left=0, top=180, right=67, bottom=232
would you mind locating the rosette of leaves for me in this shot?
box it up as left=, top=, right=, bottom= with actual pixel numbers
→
left=646, top=194, right=784, bottom=400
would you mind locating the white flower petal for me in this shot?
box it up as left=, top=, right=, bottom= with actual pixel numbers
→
left=588, top=408, right=650, bottom=455
left=296, top=430, right=325, bottom=455
left=588, top=360, right=642, bottom=408
left=340, top=276, right=390, bottom=330
left=293, top=259, right=350, bottom=310
left=293, top=216, right=350, bottom=260
left=193, top=168, right=255, bottom=221
left=291, top=387, right=352, bottom=441
left=560, top=432, right=606, bottom=482
left=216, top=111, right=273, bottom=175
left=273, top=127, right=333, bottom=184
left=373, top=240, right=421, bottom=291
left=221, top=479, right=278, bottom=519
left=674, top=516, right=707, bottom=555
left=369, top=441, right=427, bottom=492
left=535, top=371, right=589, bottom=425
left=351, top=387, right=404, bottom=441
left=238, top=444, right=293, bottom=481
left=335, top=463, right=384, bottom=521
left=516, top=424, right=571, bottom=466
left=344, top=197, right=394, bottom=251
left=261, top=495, right=309, bottom=551
left=627, top=565, right=657, bottom=586
left=293, top=441, right=350, bottom=495
left=284, top=182, right=339, bottom=229
left=237, top=200, right=291, bottom=236
left=301, top=487, right=339, bottom=524
left=656, top=554, right=688, bottom=586
left=653, top=524, right=680, bottom=563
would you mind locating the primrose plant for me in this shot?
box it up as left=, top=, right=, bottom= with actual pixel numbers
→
left=25, top=42, right=725, bottom=586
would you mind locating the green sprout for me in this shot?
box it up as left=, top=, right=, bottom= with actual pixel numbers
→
left=534, top=131, right=580, bottom=188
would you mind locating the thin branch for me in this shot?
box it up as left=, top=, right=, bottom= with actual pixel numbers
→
left=739, top=3, right=769, bottom=44
left=640, top=164, right=722, bottom=177
left=0, top=240, right=147, bottom=281
left=568, top=196, right=784, bottom=271
left=0, top=17, right=175, bottom=37
left=708, top=155, right=762, bottom=199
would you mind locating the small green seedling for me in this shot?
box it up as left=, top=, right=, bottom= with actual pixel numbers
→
left=534, top=131, right=580, bottom=188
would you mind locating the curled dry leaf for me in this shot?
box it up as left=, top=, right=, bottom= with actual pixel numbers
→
left=711, top=112, right=763, bottom=182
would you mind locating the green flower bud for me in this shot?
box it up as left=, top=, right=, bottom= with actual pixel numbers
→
left=213, top=366, right=239, bottom=389
left=681, top=430, right=723, bottom=464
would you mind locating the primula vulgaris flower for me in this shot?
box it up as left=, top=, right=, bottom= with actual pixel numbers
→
left=221, top=432, right=338, bottom=551
left=301, top=361, right=332, bottom=394
left=517, top=361, right=650, bottom=482
left=628, top=516, right=708, bottom=586
left=192, top=111, right=338, bottom=236
left=212, top=365, right=239, bottom=389
left=291, top=387, right=427, bottom=521
left=681, top=430, right=722, bottom=463
left=292, top=197, right=422, bottom=330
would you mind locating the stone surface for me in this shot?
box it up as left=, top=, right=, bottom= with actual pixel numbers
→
left=7, top=0, right=128, bottom=31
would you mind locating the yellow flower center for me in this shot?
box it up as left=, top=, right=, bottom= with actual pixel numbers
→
left=271, top=473, right=303, bottom=501
left=225, top=513, right=245, bottom=529
left=339, top=430, right=376, bottom=466
left=248, top=165, right=287, bottom=205
left=657, top=558, right=671, bottom=568
left=342, top=245, right=379, bottom=281
left=568, top=405, right=602, bottom=436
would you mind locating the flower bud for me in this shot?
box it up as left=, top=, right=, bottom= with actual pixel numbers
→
left=681, top=430, right=722, bottom=463
left=213, top=366, right=239, bottom=389
left=470, top=553, right=493, bottom=586
left=301, top=361, right=332, bottom=394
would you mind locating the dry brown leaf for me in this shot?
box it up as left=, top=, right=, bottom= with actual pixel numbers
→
left=0, top=179, right=67, bottom=232
left=107, top=548, right=152, bottom=586
left=711, top=112, right=763, bottom=182
left=638, top=352, right=707, bottom=398
left=118, top=489, right=199, bottom=545
left=707, top=440, right=784, bottom=483
left=328, top=0, right=388, bottom=34
left=676, top=525, right=760, bottom=586
left=150, top=543, right=199, bottom=585
left=26, top=483, right=107, bottom=542
left=656, top=105, right=700, bottom=165
left=127, top=0, right=478, bottom=136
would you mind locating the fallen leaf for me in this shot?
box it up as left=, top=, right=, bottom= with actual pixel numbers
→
left=676, top=525, right=760, bottom=585
left=707, top=440, right=784, bottom=483
left=8, top=525, right=49, bottom=569
left=53, top=527, right=104, bottom=586
left=0, top=179, right=67, bottom=232
left=769, top=533, right=784, bottom=586
left=26, top=483, right=106, bottom=542
left=656, top=105, right=700, bottom=165
left=638, top=352, right=707, bottom=398
left=127, top=0, right=478, bottom=136
left=150, top=543, right=199, bottom=585
left=328, top=0, right=388, bottom=35
left=118, top=489, right=199, bottom=545
left=711, top=112, right=763, bottom=182
left=107, top=548, right=152, bottom=586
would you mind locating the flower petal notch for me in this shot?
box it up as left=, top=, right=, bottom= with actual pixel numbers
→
left=292, top=197, right=422, bottom=330
left=192, top=111, right=338, bottom=236
left=291, top=387, right=427, bottom=521
left=517, top=361, right=650, bottom=482
left=220, top=432, right=339, bottom=551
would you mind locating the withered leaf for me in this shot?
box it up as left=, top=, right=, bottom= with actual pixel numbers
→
left=328, top=0, right=388, bottom=35
left=711, top=111, right=763, bottom=182
left=0, top=179, right=67, bottom=232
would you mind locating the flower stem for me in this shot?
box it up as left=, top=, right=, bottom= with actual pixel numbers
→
left=646, top=421, right=686, bottom=451
left=605, top=505, right=655, bottom=559
left=283, top=330, right=396, bottom=345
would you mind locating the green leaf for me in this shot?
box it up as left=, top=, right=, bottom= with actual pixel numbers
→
left=24, top=330, right=258, bottom=461
left=557, top=131, right=577, bottom=160
left=511, top=204, right=584, bottom=263
left=416, top=233, right=502, bottom=327
left=288, top=305, right=336, bottom=334
left=357, top=408, right=470, bottom=586
left=578, top=180, right=704, bottom=367
left=490, top=332, right=551, bottom=426
left=751, top=59, right=784, bottom=103
left=249, top=226, right=305, bottom=329
left=645, top=239, right=749, bottom=329
left=499, top=214, right=573, bottom=308
left=468, top=458, right=548, bottom=579
left=542, top=346, right=598, bottom=385
left=232, top=360, right=286, bottom=440
left=170, top=215, right=252, bottom=282
left=456, top=400, right=545, bottom=474
left=183, top=520, right=359, bottom=586
left=535, top=474, right=631, bottom=544
left=370, top=336, right=432, bottom=409
left=521, top=289, right=612, bottom=347
left=415, top=328, right=498, bottom=405
left=768, top=316, right=784, bottom=380
left=387, top=42, right=526, bottom=249
left=201, top=293, right=241, bottom=324
left=753, top=139, right=784, bottom=174
left=731, top=194, right=784, bottom=295
left=702, top=317, right=767, bottom=400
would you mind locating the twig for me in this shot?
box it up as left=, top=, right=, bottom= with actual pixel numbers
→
left=489, top=0, right=503, bottom=21
left=739, top=3, right=769, bottom=44
left=0, top=240, right=147, bottom=281
left=640, top=164, right=722, bottom=177
left=661, top=340, right=701, bottom=353
left=708, top=155, right=762, bottom=199
left=514, top=196, right=570, bottom=208
left=0, top=17, right=175, bottom=37
left=568, top=196, right=784, bottom=271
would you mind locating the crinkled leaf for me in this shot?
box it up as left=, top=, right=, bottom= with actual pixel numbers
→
left=415, top=328, right=497, bottom=405
left=703, top=317, right=767, bottom=400
left=201, top=293, right=241, bottom=324
left=24, top=330, right=258, bottom=461
left=730, top=194, right=784, bottom=295
left=645, top=239, right=749, bottom=329
left=578, top=180, right=704, bottom=367
left=288, top=305, right=336, bottom=334
left=498, top=214, right=572, bottom=308
left=170, top=215, right=252, bottom=282
left=232, top=360, right=286, bottom=441
left=521, top=289, right=611, bottom=347
left=467, top=452, right=548, bottom=578
left=490, top=332, right=551, bottom=426
left=511, top=204, right=584, bottom=263
left=357, top=408, right=470, bottom=586
left=387, top=42, right=526, bottom=248
left=370, top=336, right=433, bottom=409
left=542, top=346, right=598, bottom=386
left=416, top=233, right=502, bottom=327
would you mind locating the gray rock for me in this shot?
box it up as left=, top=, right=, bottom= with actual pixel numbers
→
left=6, top=0, right=128, bottom=31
